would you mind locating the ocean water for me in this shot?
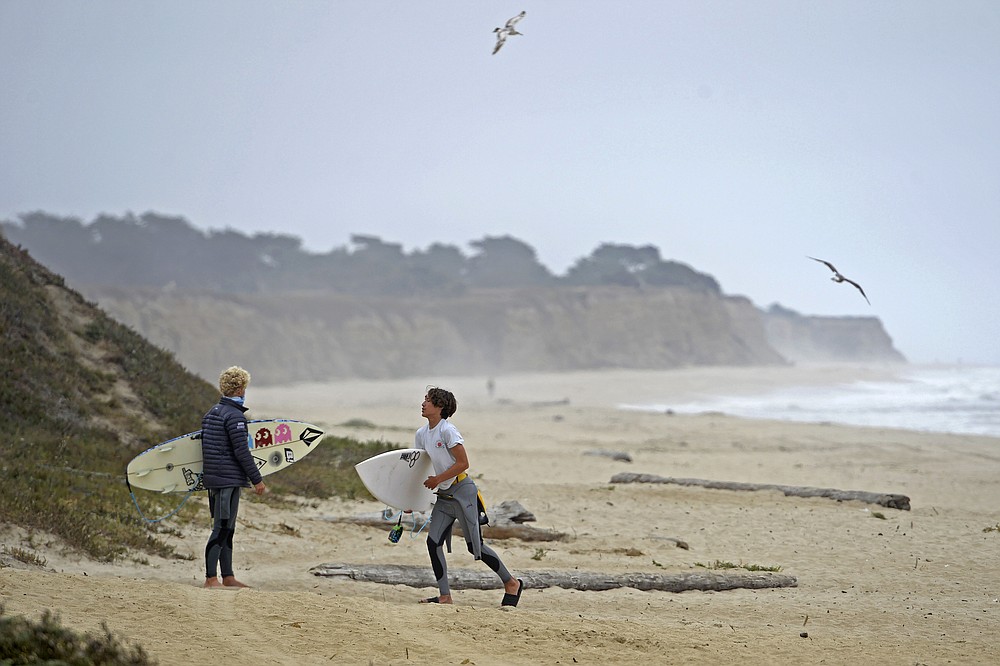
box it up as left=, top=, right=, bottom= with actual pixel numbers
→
left=620, top=365, right=1000, bottom=437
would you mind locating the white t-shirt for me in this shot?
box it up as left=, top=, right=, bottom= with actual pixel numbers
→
left=414, top=419, right=464, bottom=490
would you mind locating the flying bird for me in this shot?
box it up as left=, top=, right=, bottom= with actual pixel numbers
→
left=808, top=256, right=870, bottom=305
left=493, top=11, right=526, bottom=55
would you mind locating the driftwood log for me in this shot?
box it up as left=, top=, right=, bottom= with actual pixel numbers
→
left=310, top=562, right=797, bottom=592
left=323, top=500, right=568, bottom=542
left=611, top=473, right=911, bottom=510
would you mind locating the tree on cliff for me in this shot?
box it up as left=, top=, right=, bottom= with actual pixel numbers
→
left=408, top=242, right=468, bottom=295
left=465, top=235, right=556, bottom=288
left=565, top=243, right=721, bottom=293
left=2, top=212, right=720, bottom=295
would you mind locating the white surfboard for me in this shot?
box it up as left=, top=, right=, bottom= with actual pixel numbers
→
left=354, top=448, right=435, bottom=512
left=126, top=419, right=325, bottom=493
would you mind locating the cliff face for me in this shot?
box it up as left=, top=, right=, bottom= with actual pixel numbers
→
left=85, top=286, right=794, bottom=384
left=83, top=286, right=906, bottom=385
left=762, top=307, right=906, bottom=363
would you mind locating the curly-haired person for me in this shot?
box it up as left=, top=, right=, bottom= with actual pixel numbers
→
left=416, top=386, right=523, bottom=607
left=200, top=366, right=266, bottom=588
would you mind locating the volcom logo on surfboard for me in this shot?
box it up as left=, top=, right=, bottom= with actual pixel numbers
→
left=300, top=427, right=322, bottom=446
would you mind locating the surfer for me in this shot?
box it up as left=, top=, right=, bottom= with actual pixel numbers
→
left=416, top=387, right=524, bottom=607
left=200, top=366, right=267, bottom=589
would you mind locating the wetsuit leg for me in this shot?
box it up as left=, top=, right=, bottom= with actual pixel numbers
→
left=205, top=487, right=240, bottom=578
left=453, top=481, right=513, bottom=583
left=219, top=488, right=240, bottom=577
left=426, top=498, right=458, bottom=596
left=476, top=542, right=513, bottom=584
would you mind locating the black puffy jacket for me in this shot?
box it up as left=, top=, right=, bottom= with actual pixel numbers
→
left=200, top=397, right=262, bottom=489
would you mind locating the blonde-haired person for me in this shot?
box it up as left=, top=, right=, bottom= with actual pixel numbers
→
left=218, top=366, right=250, bottom=397
left=200, top=366, right=266, bottom=588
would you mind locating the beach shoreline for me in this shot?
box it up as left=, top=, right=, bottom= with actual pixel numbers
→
left=3, top=364, right=999, bottom=665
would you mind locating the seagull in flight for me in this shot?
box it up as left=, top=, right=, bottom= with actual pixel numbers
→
left=493, top=11, right=526, bottom=55
left=808, top=256, right=870, bottom=305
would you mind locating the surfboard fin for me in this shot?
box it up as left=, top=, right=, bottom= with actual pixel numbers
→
left=160, top=484, right=177, bottom=493
left=133, top=469, right=152, bottom=478
left=157, top=445, right=175, bottom=453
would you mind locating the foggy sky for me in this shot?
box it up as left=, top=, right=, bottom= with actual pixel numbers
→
left=2, top=1, right=998, bottom=364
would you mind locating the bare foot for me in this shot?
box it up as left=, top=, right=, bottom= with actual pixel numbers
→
left=203, top=577, right=223, bottom=589
left=222, top=575, right=250, bottom=589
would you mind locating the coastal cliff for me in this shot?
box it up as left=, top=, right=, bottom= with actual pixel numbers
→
left=3, top=216, right=907, bottom=384
left=762, top=305, right=906, bottom=363
left=84, top=286, right=904, bottom=385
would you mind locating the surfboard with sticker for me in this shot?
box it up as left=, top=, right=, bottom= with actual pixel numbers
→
left=126, top=419, right=325, bottom=493
left=354, top=448, right=435, bottom=512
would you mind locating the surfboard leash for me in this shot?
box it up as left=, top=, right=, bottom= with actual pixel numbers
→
left=382, top=507, right=432, bottom=540
left=126, top=476, right=196, bottom=524
left=410, top=511, right=431, bottom=538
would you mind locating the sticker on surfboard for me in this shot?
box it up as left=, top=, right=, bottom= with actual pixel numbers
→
left=126, top=419, right=324, bottom=493
left=354, top=448, right=435, bottom=512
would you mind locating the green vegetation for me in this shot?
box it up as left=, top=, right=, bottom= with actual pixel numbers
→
left=0, top=605, right=155, bottom=665
left=0, top=234, right=391, bottom=563
left=1, top=235, right=213, bottom=561
left=0, top=545, right=47, bottom=568
left=694, top=560, right=783, bottom=573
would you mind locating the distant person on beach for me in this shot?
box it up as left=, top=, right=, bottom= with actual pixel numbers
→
left=200, top=365, right=266, bottom=589
left=486, top=377, right=495, bottom=399
left=416, top=386, right=523, bottom=607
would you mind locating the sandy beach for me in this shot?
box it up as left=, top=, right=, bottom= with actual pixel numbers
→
left=3, top=364, right=999, bottom=665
